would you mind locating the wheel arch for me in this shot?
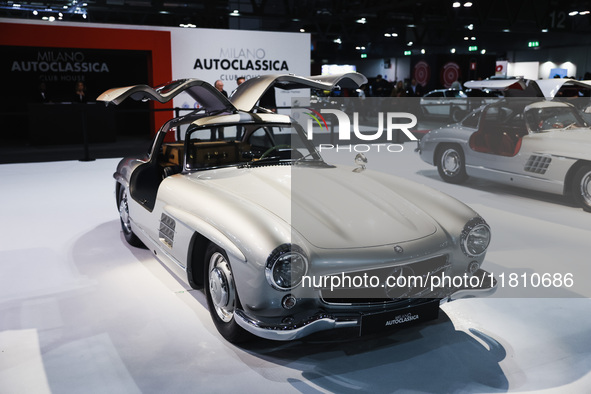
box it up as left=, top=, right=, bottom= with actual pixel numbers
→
left=434, top=141, right=464, bottom=164
left=564, top=159, right=591, bottom=196
left=187, top=232, right=209, bottom=289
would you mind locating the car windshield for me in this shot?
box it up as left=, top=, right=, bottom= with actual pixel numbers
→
left=525, top=106, right=589, bottom=133
left=184, top=122, right=325, bottom=171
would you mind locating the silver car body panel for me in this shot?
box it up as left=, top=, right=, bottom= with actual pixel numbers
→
left=230, top=72, right=368, bottom=112
left=97, top=79, right=233, bottom=113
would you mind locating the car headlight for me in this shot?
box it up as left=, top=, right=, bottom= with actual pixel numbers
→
left=461, top=218, right=491, bottom=257
left=265, top=244, right=308, bottom=291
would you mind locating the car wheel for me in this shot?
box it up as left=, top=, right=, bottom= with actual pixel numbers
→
left=451, top=107, right=464, bottom=123
left=117, top=186, right=144, bottom=247
left=204, top=243, right=250, bottom=343
left=572, top=165, right=591, bottom=212
left=437, top=144, right=468, bottom=184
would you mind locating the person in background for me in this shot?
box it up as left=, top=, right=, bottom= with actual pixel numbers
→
left=406, top=78, right=423, bottom=97
left=73, top=81, right=87, bottom=103
left=371, top=74, right=390, bottom=97
left=451, top=77, right=462, bottom=90
left=34, top=82, right=52, bottom=103
left=215, top=80, right=228, bottom=97
left=236, top=76, right=245, bottom=86
left=390, top=81, right=407, bottom=97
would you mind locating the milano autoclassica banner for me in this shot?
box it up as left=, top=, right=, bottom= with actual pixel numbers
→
left=169, top=27, right=310, bottom=109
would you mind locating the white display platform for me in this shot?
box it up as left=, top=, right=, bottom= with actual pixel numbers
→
left=1, top=144, right=590, bottom=393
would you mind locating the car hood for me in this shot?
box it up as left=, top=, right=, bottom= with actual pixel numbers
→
left=188, top=165, right=437, bottom=249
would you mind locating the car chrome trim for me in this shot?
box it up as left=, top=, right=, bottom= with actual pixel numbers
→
left=234, top=309, right=358, bottom=341
left=445, top=269, right=497, bottom=301
left=460, top=217, right=490, bottom=257
left=465, top=164, right=563, bottom=185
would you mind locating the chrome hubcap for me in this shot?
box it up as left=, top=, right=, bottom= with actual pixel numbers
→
left=119, top=191, right=132, bottom=233
left=208, top=252, right=236, bottom=322
left=442, top=149, right=460, bottom=176
left=580, top=171, right=591, bottom=206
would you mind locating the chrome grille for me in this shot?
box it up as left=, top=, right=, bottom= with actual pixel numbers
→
left=319, top=255, right=450, bottom=306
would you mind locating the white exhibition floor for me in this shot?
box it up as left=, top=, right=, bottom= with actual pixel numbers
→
left=1, top=143, right=590, bottom=393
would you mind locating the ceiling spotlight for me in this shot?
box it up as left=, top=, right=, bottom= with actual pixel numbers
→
left=384, top=33, right=391, bottom=37
left=464, top=36, right=469, bottom=40
left=421, top=49, right=426, bottom=54
left=333, top=38, right=342, bottom=44
left=541, top=28, right=548, bottom=32
left=300, top=28, right=305, bottom=32
left=453, top=2, right=461, bottom=7
left=580, top=10, right=590, bottom=15
left=229, top=9, right=240, bottom=16
left=48, top=16, right=55, bottom=22
left=33, top=10, right=38, bottom=15
left=356, top=17, right=366, bottom=24
left=481, top=49, right=486, bottom=54
left=407, top=41, right=413, bottom=46
left=569, top=11, right=579, bottom=16
left=464, top=2, right=473, bottom=7
left=467, top=24, right=474, bottom=30
left=471, top=36, right=476, bottom=40
left=82, top=13, right=87, bottom=19
left=502, top=29, right=510, bottom=32
left=451, top=48, right=456, bottom=53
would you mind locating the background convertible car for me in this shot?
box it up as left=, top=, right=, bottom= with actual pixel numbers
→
left=418, top=78, right=591, bottom=212
left=98, top=74, right=496, bottom=343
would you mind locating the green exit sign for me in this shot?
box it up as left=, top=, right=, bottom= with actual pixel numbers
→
left=468, top=46, right=478, bottom=51
left=528, top=41, right=539, bottom=47
left=404, top=50, right=411, bottom=56
left=360, top=53, right=367, bottom=58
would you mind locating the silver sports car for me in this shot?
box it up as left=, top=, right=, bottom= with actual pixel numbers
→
left=99, top=74, right=496, bottom=342
left=418, top=92, right=591, bottom=212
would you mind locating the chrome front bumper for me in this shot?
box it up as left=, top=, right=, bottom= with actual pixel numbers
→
left=235, top=269, right=497, bottom=341
left=234, top=310, right=359, bottom=341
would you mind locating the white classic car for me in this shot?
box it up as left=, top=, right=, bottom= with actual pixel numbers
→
left=418, top=78, right=591, bottom=212
left=99, top=74, right=496, bottom=343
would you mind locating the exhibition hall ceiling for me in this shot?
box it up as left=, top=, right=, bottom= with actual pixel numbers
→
left=2, top=0, right=591, bottom=60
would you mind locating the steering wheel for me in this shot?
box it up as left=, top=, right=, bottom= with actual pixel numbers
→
left=259, top=144, right=293, bottom=160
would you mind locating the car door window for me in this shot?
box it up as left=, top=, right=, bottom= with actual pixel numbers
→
left=462, top=110, right=481, bottom=128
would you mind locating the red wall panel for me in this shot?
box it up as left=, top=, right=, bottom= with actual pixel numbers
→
left=0, top=22, right=173, bottom=135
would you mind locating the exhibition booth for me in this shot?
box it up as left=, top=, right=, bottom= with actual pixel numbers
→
left=1, top=16, right=591, bottom=394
